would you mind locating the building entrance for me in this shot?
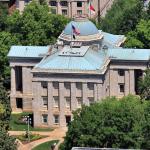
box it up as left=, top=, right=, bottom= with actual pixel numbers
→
left=66, top=116, right=71, bottom=125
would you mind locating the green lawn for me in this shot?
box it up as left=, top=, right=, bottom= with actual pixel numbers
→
left=32, top=140, right=59, bottom=150
left=9, top=112, right=53, bottom=131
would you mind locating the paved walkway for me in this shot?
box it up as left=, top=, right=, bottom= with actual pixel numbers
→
left=9, top=127, right=67, bottom=150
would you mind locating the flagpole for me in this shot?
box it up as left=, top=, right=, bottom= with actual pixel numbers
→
left=90, top=0, right=91, bottom=19
left=70, top=23, right=73, bottom=50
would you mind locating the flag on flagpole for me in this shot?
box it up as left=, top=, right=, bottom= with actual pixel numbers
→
left=72, top=24, right=80, bottom=39
left=89, top=2, right=96, bottom=14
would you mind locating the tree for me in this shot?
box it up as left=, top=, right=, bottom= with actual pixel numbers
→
left=0, top=32, right=19, bottom=88
left=0, top=82, right=11, bottom=131
left=60, top=95, right=150, bottom=150
left=0, top=130, right=17, bottom=150
left=99, top=0, right=143, bottom=35
left=6, top=1, right=69, bottom=46
left=138, top=69, right=150, bottom=100
left=124, top=19, right=150, bottom=48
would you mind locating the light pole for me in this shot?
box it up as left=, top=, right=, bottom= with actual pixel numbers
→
left=24, top=115, right=32, bottom=142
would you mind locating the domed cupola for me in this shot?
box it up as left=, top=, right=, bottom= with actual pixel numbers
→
left=58, top=17, right=103, bottom=44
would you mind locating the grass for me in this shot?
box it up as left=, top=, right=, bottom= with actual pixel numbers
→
left=32, top=140, right=59, bottom=150
left=14, top=134, right=48, bottom=144
left=9, top=112, right=53, bottom=131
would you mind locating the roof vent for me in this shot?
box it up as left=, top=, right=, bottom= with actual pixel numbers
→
left=70, top=42, right=82, bottom=48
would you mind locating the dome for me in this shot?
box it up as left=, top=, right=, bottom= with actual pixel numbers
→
left=58, top=17, right=103, bottom=43
left=63, top=20, right=99, bottom=36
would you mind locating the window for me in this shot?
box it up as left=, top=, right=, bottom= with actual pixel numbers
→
left=54, top=115, right=59, bottom=124
left=60, top=1, right=68, bottom=6
left=119, top=84, right=125, bottom=93
left=41, top=81, right=47, bottom=88
left=51, top=8, right=56, bottom=14
left=76, top=82, right=82, bottom=90
left=24, top=0, right=30, bottom=3
left=87, top=83, right=94, bottom=90
left=49, top=0, right=57, bottom=6
left=88, top=97, right=94, bottom=105
left=42, top=114, right=48, bottom=124
left=77, top=97, right=82, bottom=108
left=43, top=96, right=48, bottom=107
left=53, top=82, right=59, bottom=89
left=64, top=82, right=70, bottom=89
left=66, top=97, right=71, bottom=108
left=118, top=69, right=125, bottom=76
left=16, top=98, right=23, bottom=109
left=62, top=9, right=67, bottom=15
left=53, top=96, right=59, bottom=107
left=77, top=10, right=82, bottom=15
left=77, top=1, right=82, bottom=7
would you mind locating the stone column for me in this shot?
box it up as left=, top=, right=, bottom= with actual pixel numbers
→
left=10, top=67, right=17, bottom=111
left=82, top=83, right=88, bottom=105
left=32, top=82, right=42, bottom=127
left=48, top=82, right=54, bottom=126
left=71, top=82, right=77, bottom=111
left=57, top=0, right=62, bottom=14
left=94, top=84, right=98, bottom=101
left=129, top=70, right=135, bottom=94
left=109, top=69, right=118, bottom=96
left=11, top=67, right=16, bottom=95
left=59, top=82, right=66, bottom=127
left=68, top=1, right=71, bottom=18
left=125, top=70, right=130, bottom=96
left=97, top=83, right=103, bottom=101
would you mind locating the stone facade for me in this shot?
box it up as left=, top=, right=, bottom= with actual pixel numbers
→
left=15, top=0, right=114, bottom=18
left=9, top=61, right=146, bottom=127
left=8, top=18, right=150, bottom=127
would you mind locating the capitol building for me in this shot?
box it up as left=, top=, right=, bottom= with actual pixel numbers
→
left=8, top=17, right=150, bottom=127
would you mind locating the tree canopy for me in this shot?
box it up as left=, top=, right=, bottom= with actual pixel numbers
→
left=99, top=0, right=143, bottom=35
left=138, top=69, right=150, bottom=100
left=0, top=1, right=69, bottom=88
left=60, top=95, right=150, bottom=149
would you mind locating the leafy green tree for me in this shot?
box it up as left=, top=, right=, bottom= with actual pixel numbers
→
left=99, top=0, right=143, bottom=34
left=138, top=69, right=150, bottom=100
left=124, top=19, right=150, bottom=48
left=0, top=31, right=19, bottom=88
left=0, top=2, right=8, bottom=31
left=61, top=95, right=148, bottom=150
left=6, top=1, right=69, bottom=46
left=0, top=130, right=17, bottom=150
left=0, top=82, right=11, bottom=131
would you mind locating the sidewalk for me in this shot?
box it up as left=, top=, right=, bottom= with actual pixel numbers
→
left=9, top=127, right=67, bottom=150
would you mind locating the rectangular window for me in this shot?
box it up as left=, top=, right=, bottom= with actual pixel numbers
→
left=77, top=97, right=82, bottom=108
left=53, top=82, right=59, bottom=89
left=66, top=97, right=71, bottom=108
left=62, top=9, right=67, bottom=15
left=119, top=84, right=125, bottom=93
left=60, top=1, right=68, bottom=6
left=41, top=81, right=47, bottom=88
left=77, top=10, right=82, bottom=15
left=76, top=82, right=82, bottom=90
left=49, top=0, right=57, bottom=6
left=43, top=96, right=48, bottom=107
left=77, top=1, right=82, bottom=7
left=87, top=83, right=94, bottom=90
left=51, top=8, right=56, bottom=14
left=54, top=115, right=59, bottom=124
left=88, top=97, right=94, bottom=105
left=64, top=82, right=70, bottom=89
left=16, top=98, right=23, bottom=109
left=118, top=69, right=125, bottom=76
left=53, top=96, right=59, bottom=107
left=42, top=114, right=48, bottom=124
